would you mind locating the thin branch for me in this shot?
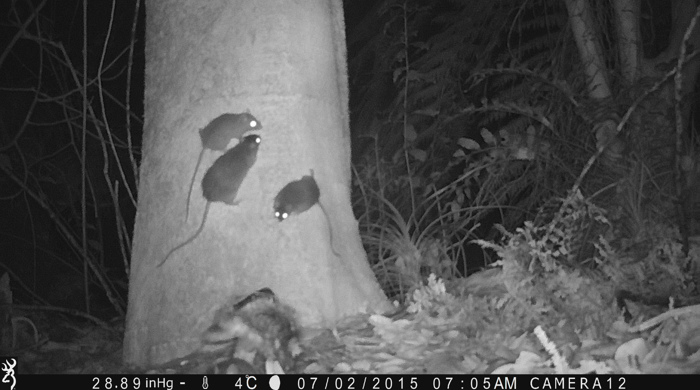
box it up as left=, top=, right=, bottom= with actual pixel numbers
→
left=0, top=0, right=47, bottom=70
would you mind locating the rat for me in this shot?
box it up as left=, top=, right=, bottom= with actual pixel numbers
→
left=186, top=112, right=262, bottom=221
left=158, top=134, right=262, bottom=268
left=274, top=173, right=346, bottom=338
left=273, top=170, right=339, bottom=256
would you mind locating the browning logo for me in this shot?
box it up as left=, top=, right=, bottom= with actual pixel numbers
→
left=1, top=358, right=16, bottom=390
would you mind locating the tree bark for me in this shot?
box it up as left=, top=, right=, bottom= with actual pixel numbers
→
left=564, top=0, right=611, bottom=99
left=124, top=0, right=390, bottom=366
left=613, top=0, right=640, bottom=83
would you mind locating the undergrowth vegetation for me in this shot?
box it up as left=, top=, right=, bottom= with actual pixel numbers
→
left=348, top=0, right=700, bottom=317
left=397, top=190, right=698, bottom=351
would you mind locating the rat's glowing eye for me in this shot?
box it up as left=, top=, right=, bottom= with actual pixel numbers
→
left=274, top=210, right=289, bottom=221
left=249, top=120, right=257, bottom=128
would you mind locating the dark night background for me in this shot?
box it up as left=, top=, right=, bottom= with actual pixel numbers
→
left=1, top=0, right=698, bottom=374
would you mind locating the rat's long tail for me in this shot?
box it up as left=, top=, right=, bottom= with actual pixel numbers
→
left=158, top=202, right=210, bottom=267
left=185, top=149, right=207, bottom=222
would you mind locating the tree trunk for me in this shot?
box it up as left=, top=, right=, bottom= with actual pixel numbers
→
left=564, top=0, right=611, bottom=99
left=564, top=0, right=700, bottom=247
left=124, top=0, right=390, bottom=366
left=613, top=0, right=640, bottom=83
